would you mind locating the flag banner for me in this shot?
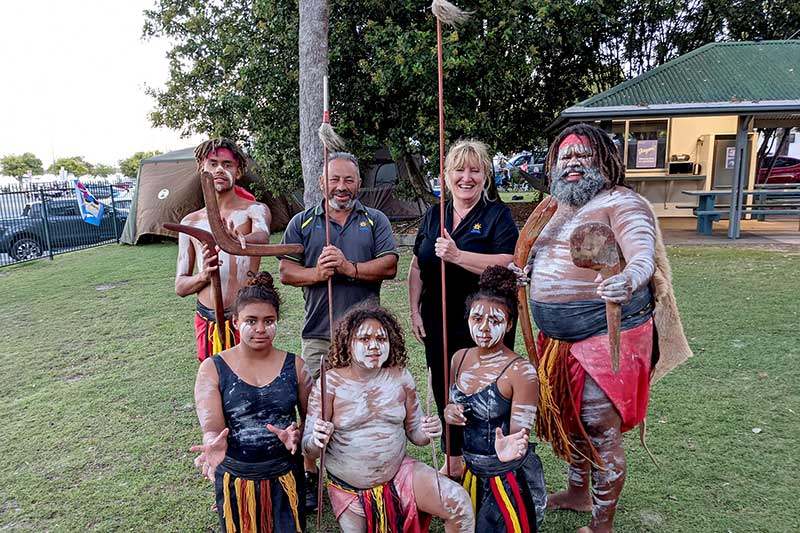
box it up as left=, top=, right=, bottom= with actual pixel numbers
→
left=73, top=180, right=104, bottom=226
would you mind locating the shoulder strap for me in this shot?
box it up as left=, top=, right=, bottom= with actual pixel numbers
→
left=497, top=357, right=524, bottom=381
left=454, top=348, right=470, bottom=378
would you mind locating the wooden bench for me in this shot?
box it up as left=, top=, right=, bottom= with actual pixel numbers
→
left=680, top=189, right=800, bottom=235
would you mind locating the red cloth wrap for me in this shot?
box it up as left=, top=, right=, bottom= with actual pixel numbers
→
left=538, top=318, right=653, bottom=433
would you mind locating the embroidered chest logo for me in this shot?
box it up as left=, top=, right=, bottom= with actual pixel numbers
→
left=359, top=220, right=370, bottom=232
left=470, top=223, right=482, bottom=234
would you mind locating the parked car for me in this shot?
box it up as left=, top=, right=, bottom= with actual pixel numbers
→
left=757, top=156, right=800, bottom=184
left=495, top=151, right=545, bottom=188
left=0, top=198, right=128, bottom=261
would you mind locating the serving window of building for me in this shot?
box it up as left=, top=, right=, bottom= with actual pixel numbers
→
left=626, top=120, right=668, bottom=170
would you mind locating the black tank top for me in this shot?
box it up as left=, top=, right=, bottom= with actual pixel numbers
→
left=449, top=353, right=521, bottom=456
left=213, top=352, right=298, bottom=463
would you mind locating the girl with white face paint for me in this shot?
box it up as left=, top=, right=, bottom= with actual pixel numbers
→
left=444, top=266, right=547, bottom=531
left=191, top=272, right=314, bottom=532
left=302, top=305, right=475, bottom=533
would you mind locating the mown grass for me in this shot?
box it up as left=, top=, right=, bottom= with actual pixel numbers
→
left=0, top=242, right=798, bottom=532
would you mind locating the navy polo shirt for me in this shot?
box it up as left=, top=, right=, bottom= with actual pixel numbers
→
left=281, top=200, right=398, bottom=340
left=413, top=197, right=519, bottom=347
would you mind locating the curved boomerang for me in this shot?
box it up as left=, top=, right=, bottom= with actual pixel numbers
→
left=512, top=195, right=558, bottom=365
left=164, top=222, right=226, bottom=336
left=199, top=171, right=304, bottom=257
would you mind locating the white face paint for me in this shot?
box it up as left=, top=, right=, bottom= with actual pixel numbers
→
left=351, top=320, right=390, bottom=369
left=468, top=302, right=509, bottom=348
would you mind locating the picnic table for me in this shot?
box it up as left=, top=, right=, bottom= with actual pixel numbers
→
left=681, top=188, right=800, bottom=235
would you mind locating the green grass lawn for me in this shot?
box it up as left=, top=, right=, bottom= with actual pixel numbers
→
left=0, top=242, right=798, bottom=532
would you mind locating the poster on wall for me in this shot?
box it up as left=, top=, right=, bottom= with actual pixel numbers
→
left=636, top=140, right=658, bottom=168
left=725, top=147, right=736, bottom=169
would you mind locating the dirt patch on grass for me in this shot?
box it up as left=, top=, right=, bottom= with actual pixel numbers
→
left=61, top=373, right=85, bottom=384
left=95, top=280, right=130, bottom=291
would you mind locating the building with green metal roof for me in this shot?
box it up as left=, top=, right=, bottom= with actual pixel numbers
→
left=552, top=40, right=800, bottom=238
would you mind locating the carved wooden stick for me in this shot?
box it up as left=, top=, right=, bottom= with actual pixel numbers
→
left=164, top=223, right=226, bottom=337
left=512, top=196, right=558, bottom=365
left=427, top=367, right=442, bottom=499
left=199, top=171, right=303, bottom=257
left=569, top=222, right=622, bottom=373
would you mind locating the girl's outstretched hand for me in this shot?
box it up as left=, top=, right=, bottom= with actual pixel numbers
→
left=190, top=428, right=229, bottom=481
left=267, top=422, right=300, bottom=454
left=494, top=427, right=528, bottom=462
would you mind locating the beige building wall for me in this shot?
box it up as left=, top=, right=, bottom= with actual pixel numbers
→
left=622, top=115, right=760, bottom=216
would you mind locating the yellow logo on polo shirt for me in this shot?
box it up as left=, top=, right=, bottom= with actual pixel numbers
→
left=360, top=221, right=368, bottom=227
left=470, top=222, right=482, bottom=234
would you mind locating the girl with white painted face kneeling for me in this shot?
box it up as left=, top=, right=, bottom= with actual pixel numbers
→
left=191, top=272, right=314, bottom=532
left=444, top=266, right=547, bottom=532
left=302, top=305, right=475, bottom=533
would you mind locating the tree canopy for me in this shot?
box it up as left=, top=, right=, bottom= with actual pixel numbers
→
left=144, top=0, right=800, bottom=197
left=47, top=156, right=93, bottom=177
left=0, top=153, right=44, bottom=178
left=119, top=151, right=162, bottom=178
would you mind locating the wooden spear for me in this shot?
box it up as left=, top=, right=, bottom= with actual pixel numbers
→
left=430, top=0, right=470, bottom=478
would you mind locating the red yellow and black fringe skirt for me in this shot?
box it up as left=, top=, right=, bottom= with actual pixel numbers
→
left=462, top=445, right=547, bottom=533
left=214, top=454, right=304, bottom=533
left=195, top=301, right=239, bottom=362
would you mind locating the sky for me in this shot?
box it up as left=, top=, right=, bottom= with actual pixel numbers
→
left=0, top=0, right=203, bottom=170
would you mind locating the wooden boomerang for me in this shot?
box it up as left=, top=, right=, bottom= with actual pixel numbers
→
left=199, top=171, right=304, bottom=257
left=164, top=223, right=226, bottom=336
left=569, top=222, right=622, bottom=373
left=512, top=196, right=558, bottom=365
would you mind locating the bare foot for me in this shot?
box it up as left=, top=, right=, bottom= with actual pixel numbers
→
left=576, top=527, right=593, bottom=533
left=548, top=489, right=592, bottom=513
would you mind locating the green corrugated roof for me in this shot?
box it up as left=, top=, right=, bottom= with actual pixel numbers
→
left=578, top=40, right=800, bottom=108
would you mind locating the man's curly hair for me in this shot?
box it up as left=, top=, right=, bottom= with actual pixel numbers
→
left=194, top=138, right=248, bottom=174
left=328, top=305, right=408, bottom=369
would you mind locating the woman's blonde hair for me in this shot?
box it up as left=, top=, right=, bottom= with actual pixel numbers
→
left=444, top=139, right=494, bottom=199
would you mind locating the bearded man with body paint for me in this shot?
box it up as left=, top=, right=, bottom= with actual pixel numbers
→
left=302, top=306, right=475, bottom=533
left=519, top=123, right=691, bottom=533
left=175, top=138, right=272, bottom=362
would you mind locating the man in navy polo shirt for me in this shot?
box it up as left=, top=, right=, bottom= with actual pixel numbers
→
left=280, top=152, right=399, bottom=511
left=279, top=152, right=399, bottom=376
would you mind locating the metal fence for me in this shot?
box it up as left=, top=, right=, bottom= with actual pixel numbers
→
left=0, top=182, right=131, bottom=267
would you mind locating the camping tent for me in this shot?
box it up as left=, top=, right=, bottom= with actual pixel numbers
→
left=121, top=148, right=299, bottom=245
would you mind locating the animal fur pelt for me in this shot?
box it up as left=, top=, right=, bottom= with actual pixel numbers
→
left=647, top=202, right=694, bottom=383
left=430, top=0, right=471, bottom=26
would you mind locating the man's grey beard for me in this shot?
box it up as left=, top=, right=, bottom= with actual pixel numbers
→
left=328, top=195, right=355, bottom=211
left=549, top=166, right=607, bottom=207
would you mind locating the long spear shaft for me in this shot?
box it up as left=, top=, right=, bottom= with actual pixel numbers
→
left=435, top=7, right=452, bottom=480
left=316, top=74, right=340, bottom=532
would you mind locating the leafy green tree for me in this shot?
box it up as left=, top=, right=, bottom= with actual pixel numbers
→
left=144, top=0, right=800, bottom=199
left=47, top=156, right=92, bottom=176
left=119, top=151, right=162, bottom=178
left=93, top=164, right=118, bottom=177
left=0, top=153, right=44, bottom=178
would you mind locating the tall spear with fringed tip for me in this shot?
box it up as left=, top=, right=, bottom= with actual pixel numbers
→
left=430, top=0, right=470, bottom=478
left=315, top=74, right=346, bottom=531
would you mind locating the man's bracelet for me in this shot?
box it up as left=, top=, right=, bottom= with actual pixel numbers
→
left=352, top=261, right=359, bottom=280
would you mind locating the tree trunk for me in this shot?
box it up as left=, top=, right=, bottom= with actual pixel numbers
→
left=298, top=0, right=328, bottom=209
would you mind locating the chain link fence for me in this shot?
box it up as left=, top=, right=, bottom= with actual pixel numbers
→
left=0, top=182, right=132, bottom=267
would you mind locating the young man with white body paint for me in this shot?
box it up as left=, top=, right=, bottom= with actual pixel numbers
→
left=518, top=123, right=691, bottom=533
left=302, top=306, right=475, bottom=533
left=444, top=266, right=546, bottom=532
left=175, top=138, right=272, bottom=362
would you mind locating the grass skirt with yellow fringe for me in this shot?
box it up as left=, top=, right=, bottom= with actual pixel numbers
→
left=214, top=454, right=304, bottom=533
left=535, top=335, right=603, bottom=467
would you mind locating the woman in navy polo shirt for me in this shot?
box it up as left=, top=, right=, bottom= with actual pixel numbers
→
left=408, top=139, right=519, bottom=476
